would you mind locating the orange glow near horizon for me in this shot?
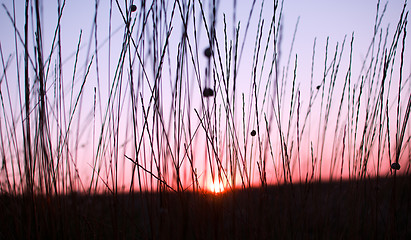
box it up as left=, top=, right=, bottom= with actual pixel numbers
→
left=208, top=179, right=226, bottom=194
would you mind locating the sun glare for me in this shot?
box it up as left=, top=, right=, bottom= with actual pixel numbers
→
left=209, top=180, right=225, bottom=194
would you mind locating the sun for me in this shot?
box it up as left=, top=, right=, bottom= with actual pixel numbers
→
left=208, top=180, right=225, bottom=194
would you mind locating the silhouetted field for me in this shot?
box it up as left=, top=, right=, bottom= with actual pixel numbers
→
left=1, top=0, right=410, bottom=239
left=1, top=175, right=410, bottom=239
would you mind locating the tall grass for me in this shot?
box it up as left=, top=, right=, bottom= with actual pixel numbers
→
left=0, top=0, right=410, bottom=238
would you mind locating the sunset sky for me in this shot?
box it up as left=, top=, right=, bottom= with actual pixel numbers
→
left=0, top=0, right=410, bottom=192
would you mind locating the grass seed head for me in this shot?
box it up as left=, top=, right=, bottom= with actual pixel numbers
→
left=131, top=5, right=137, bottom=12
left=391, top=162, right=400, bottom=170
left=204, top=47, right=212, bottom=58
left=203, top=88, right=214, bottom=97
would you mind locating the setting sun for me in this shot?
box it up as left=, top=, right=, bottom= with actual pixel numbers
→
left=208, top=180, right=225, bottom=194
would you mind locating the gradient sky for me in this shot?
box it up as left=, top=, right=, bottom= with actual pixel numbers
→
left=0, top=0, right=410, bottom=192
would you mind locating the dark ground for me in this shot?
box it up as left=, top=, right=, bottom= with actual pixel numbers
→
left=1, top=175, right=410, bottom=239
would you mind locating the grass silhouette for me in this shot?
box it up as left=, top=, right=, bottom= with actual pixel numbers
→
left=0, top=0, right=410, bottom=238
